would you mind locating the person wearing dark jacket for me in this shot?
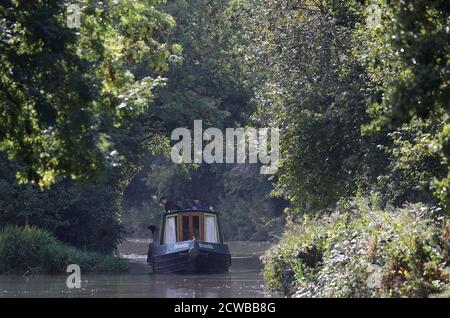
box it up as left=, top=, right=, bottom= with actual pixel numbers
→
left=160, top=196, right=181, bottom=212
left=191, top=199, right=205, bottom=210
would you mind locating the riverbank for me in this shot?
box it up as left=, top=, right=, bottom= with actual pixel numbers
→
left=0, top=226, right=126, bottom=275
left=262, top=201, right=450, bottom=298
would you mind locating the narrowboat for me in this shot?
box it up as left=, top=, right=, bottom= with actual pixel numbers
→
left=147, top=209, right=231, bottom=273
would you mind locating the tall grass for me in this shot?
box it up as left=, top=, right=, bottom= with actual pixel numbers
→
left=0, top=226, right=127, bottom=274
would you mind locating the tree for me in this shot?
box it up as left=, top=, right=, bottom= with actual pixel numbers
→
left=228, top=0, right=387, bottom=211
left=0, top=153, right=121, bottom=253
left=150, top=0, right=253, bottom=131
left=118, top=0, right=286, bottom=240
left=229, top=0, right=449, bottom=212
left=361, top=0, right=450, bottom=209
left=0, top=0, right=178, bottom=188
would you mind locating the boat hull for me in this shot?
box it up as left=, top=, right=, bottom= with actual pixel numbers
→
left=149, top=240, right=231, bottom=273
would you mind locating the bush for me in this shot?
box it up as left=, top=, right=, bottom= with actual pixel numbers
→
left=0, top=226, right=127, bottom=275
left=0, top=154, right=122, bottom=254
left=122, top=200, right=161, bottom=239
left=262, top=199, right=450, bottom=297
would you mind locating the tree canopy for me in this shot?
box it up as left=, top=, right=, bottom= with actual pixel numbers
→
left=0, top=0, right=178, bottom=188
left=228, top=0, right=450, bottom=212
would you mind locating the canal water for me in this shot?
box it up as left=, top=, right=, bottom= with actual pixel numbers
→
left=0, top=240, right=273, bottom=298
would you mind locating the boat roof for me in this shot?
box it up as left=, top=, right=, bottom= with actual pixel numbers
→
left=163, top=209, right=219, bottom=216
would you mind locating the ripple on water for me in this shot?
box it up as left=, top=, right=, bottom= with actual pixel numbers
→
left=0, top=241, right=274, bottom=298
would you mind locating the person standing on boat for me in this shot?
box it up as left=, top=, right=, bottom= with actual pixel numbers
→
left=191, top=198, right=205, bottom=210
left=160, top=196, right=181, bottom=212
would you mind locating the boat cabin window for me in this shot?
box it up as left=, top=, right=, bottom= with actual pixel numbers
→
left=163, top=212, right=220, bottom=243
left=204, top=214, right=219, bottom=243
left=164, top=215, right=177, bottom=244
left=181, top=215, right=190, bottom=241
left=180, top=213, right=203, bottom=241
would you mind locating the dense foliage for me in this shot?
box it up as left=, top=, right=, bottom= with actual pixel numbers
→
left=0, top=154, right=121, bottom=253
left=360, top=0, right=450, bottom=208
left=228, top=0, right=449, bottom=211
left=263, top=200, right=449, bottom=297
left=122, top=158, right=286, bottom=240
left=0, top=226, right=126, bottom=274
left=0, top=0, right=448, bottom=298
left=227, top=0, right=385, bottom=210
left=0, top=0, right=178, bottom=259
left=0, top=0, right=178, bottom=188
left=227, top=0, right=450, bottom=297
left=120, top=0, right=285, bottom=241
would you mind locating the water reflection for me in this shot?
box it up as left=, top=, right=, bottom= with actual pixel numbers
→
left=0, top=242, right=272, bottom=298
left=0, top=265, right=268, bottom=298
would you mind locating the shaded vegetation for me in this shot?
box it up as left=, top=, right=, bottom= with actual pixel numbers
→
left=229, top=0, right=450, bottom=297
left=0, top=154, right=122, bottom=254
left=228, top=0, right=449, bottom=211
left=0, top=226, right=126, bottom=275
left=120, top=0, right=287, bottom=241
left=0, top=0, right=448, bottom=297
left=0, top=0, right=179, bottom=188
left=263, top=200, right=449, bottom=297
